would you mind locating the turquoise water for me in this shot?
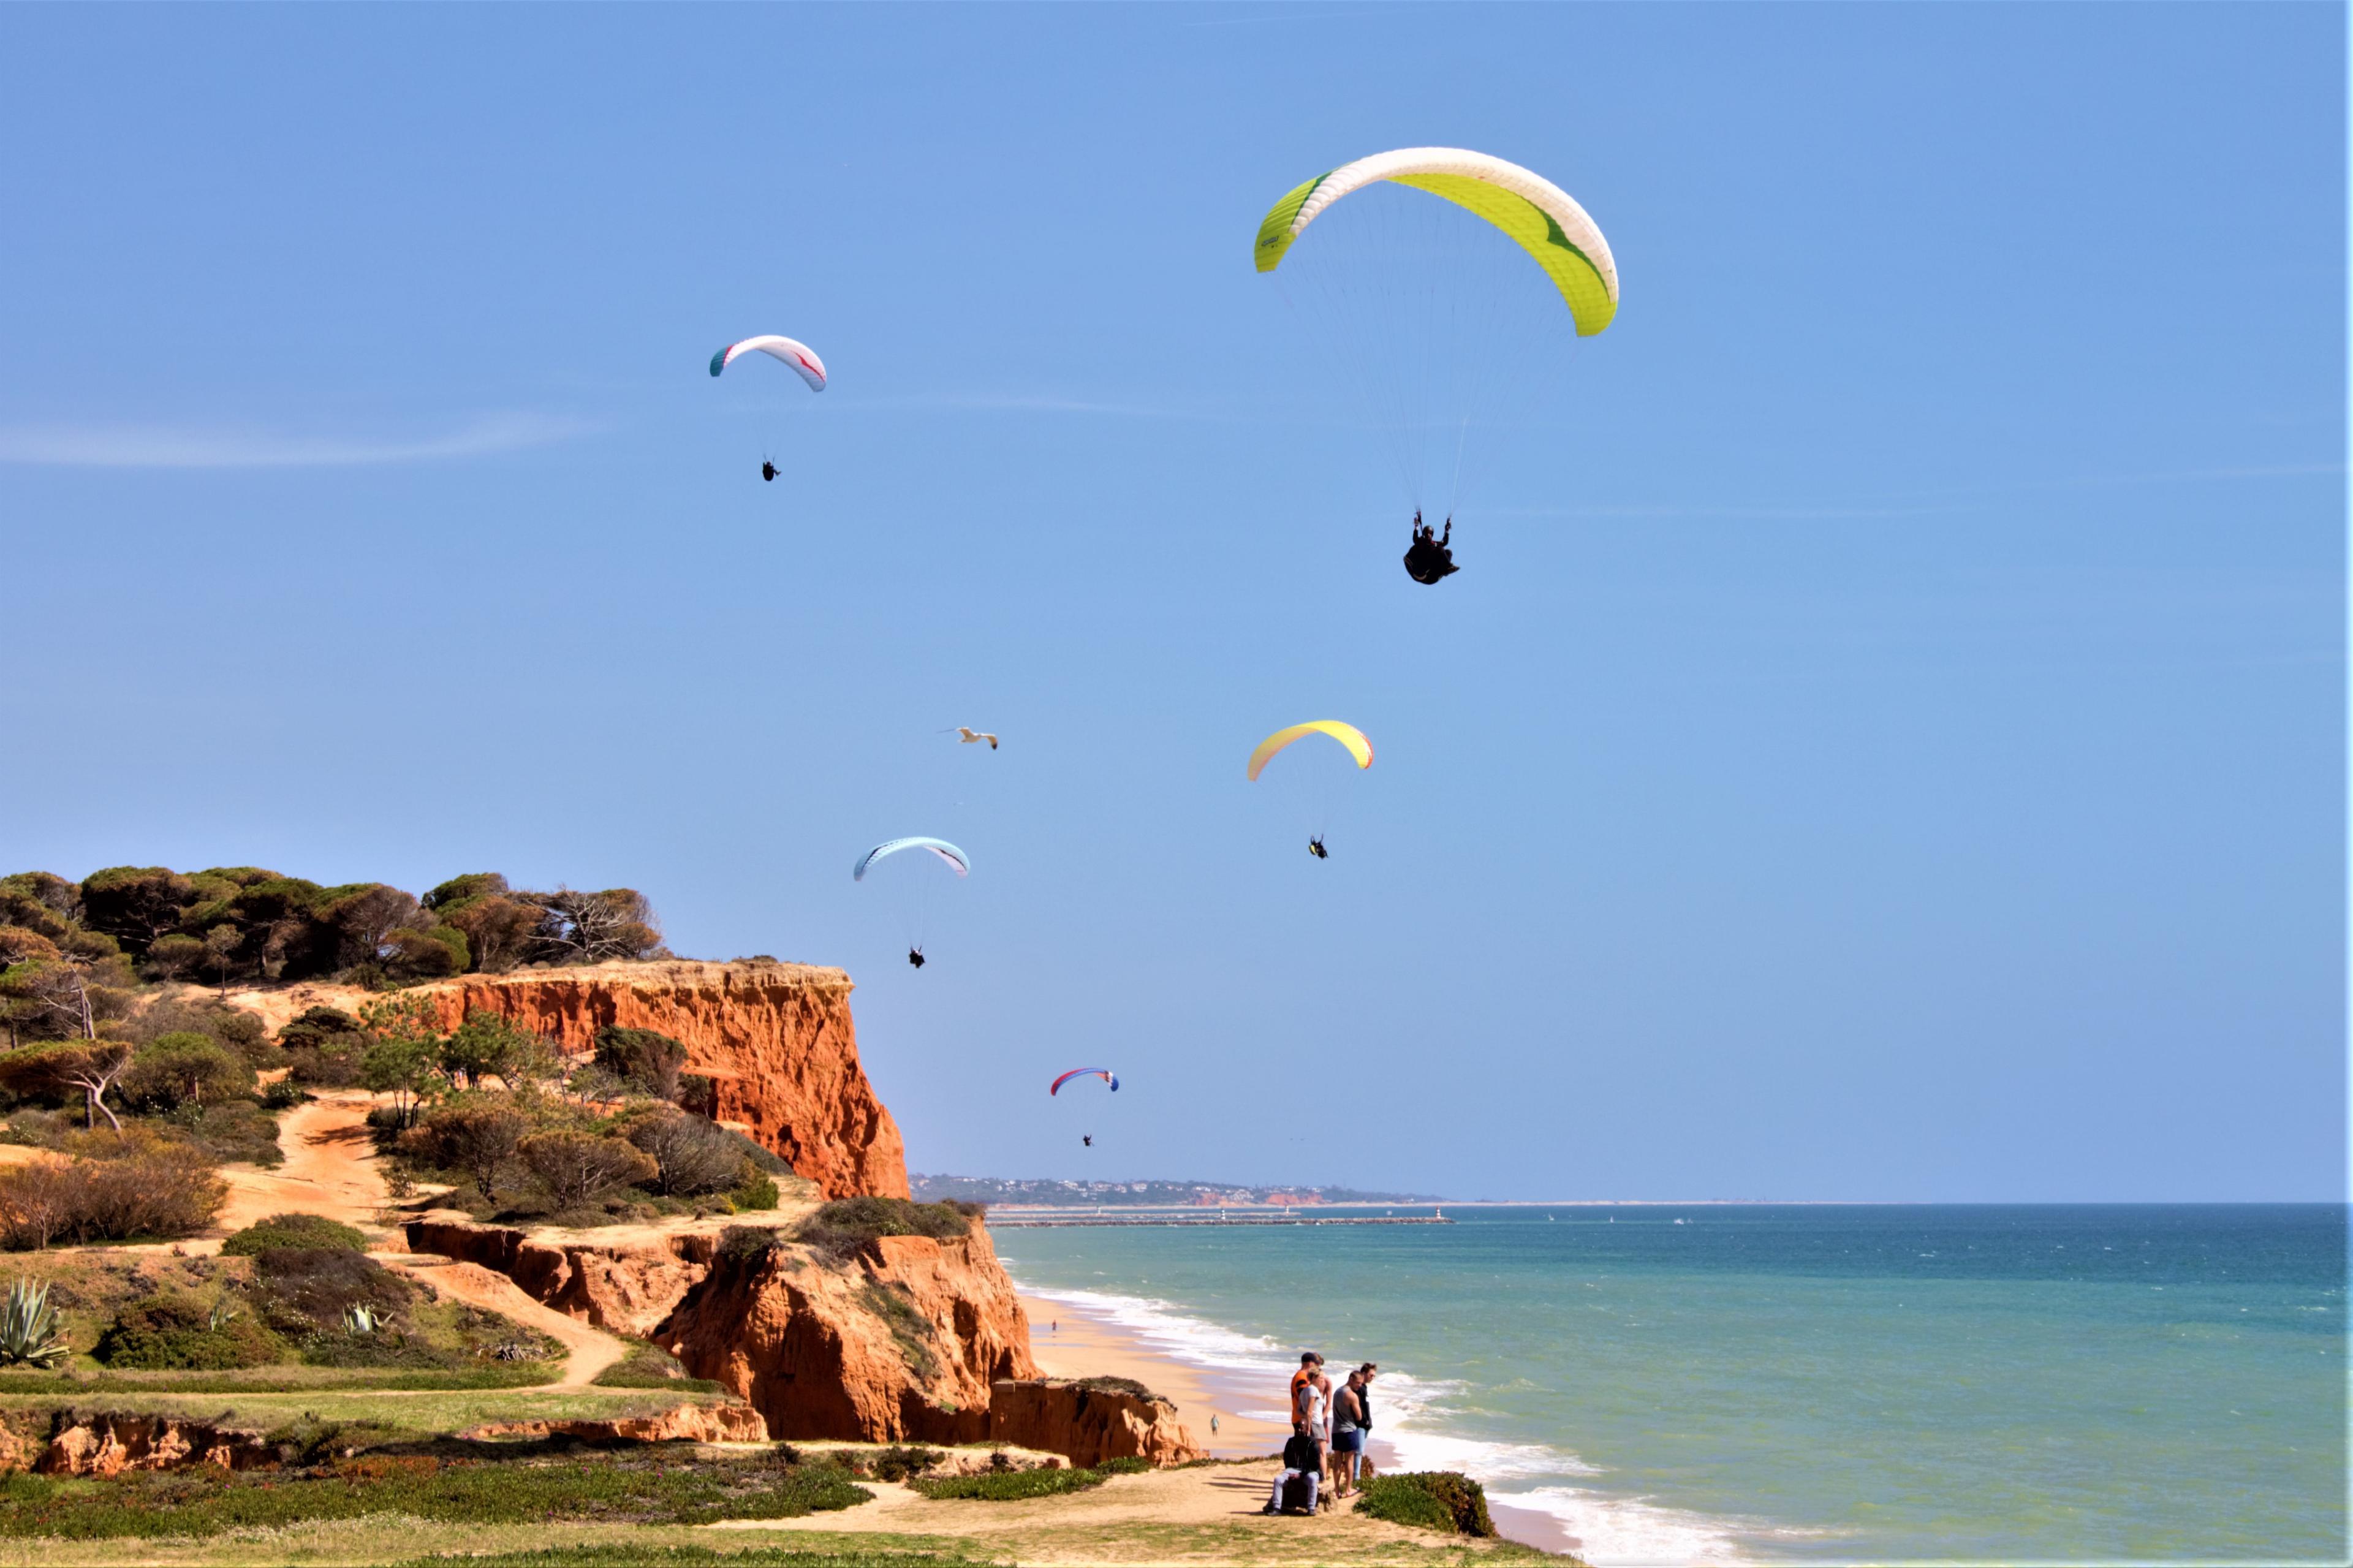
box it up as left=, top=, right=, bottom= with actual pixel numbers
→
left=993, top=1205, right=2347, bottom=1564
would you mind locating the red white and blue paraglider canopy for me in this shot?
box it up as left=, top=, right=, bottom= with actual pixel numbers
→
left=1049, top=1068, right=1119, bottom=1096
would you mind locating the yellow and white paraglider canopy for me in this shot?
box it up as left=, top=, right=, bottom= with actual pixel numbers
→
left=1254, top=148, right=1618, bottom=335
left=1251, top=148, right=1620, bottom=523
left=1247, top=721, right=1374, bottom=782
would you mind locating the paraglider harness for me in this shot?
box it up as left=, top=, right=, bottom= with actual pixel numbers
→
left=1308, top=836, right=1328, bottom=860
left=907, top=946, right=926, bottom=969
left=1404, top=512, right=1458, bottom=585
left=761, top=460, right=779, bottom=482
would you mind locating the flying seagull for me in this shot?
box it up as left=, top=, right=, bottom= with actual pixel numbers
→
left=954, top=727, right=999, bottom=751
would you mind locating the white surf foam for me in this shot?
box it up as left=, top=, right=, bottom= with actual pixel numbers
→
left=1014, top=1278, right=1792, bottom=1564
left=1485, top=1483, right=1764, bottom=1566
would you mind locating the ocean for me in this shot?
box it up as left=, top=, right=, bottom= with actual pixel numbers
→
left=993, top=1204, right=2347, bottom=1565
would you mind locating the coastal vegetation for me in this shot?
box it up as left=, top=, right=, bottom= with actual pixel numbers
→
left=0, top=868, right=664, bottom=1034
left=1354, top=1471, right=1497, bottom=1537
left=909, top=1463, right=1116, bottom=1501
left=0, top=1445, right=872, bottom=1537
left=0, top=876, right=1544, bottom=1567
left=387, top=1551, right=987, bottom=1568
left=797, top=1196, right=982, bottom=1252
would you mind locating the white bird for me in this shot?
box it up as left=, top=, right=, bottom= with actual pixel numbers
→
left=954, top=727, right=999, bottom=751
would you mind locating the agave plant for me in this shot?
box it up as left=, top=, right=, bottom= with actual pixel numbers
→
left=208, top=1298, right=241, bottom=1331
left=0, top=1279, right=69, bottom=1370
left=341, top=1303, right=382, bottom=1336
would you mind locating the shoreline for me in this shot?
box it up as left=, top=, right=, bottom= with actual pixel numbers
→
left=1016, top=1287, right=1585, bottom=1558
left=1020, top=1291, right=1291, bottom=1460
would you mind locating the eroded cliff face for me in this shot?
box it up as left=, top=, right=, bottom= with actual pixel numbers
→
left=990, top=1379, right=1207, bottom=1469
left=415, top=960, right=906, bottom=1200
left=657, top=1229, right=1039, bottom=1445
left=382, top=962, right=1205, bottom=1465
left=404, top=1216, right=1079, bottom=1455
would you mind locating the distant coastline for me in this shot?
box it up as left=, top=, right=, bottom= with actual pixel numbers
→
left=911, top=1173, right=1443, bottom=1208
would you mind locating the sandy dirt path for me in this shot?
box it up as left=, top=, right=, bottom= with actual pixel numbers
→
left=213, top=1089, right=393, bottom=1236
left=387, top=1254, right=630, bottom=1388
left=706, top=1462, right=1494, bottom=1562
left=218, top=1084, right=632, bottom=1388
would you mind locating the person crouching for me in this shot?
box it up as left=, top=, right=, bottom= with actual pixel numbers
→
left=1264, top=1430, right=1324, bottom=1515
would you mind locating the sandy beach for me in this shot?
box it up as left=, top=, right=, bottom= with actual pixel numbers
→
left=1020, top=1287, right=1583, bottom=1556
left=1021, top=1292, right=1292, bottom=1459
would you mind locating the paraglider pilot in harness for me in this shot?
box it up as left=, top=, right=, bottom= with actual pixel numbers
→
left=761, top=460, right=779, bottom=482
left=907, top=946, right=925, bottom=969
left=1308, top=835, right=1328, bottom=860
left=1403, top=510, right=1458, bottom=585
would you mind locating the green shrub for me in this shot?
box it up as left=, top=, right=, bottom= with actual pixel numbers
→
left=908, top=1465, right=1109, bottom=1501
left=1065, top=1376, right=1160, bottom=1401
left=858, top=1282, right=938, bottom=1381
left=1354, top=1471, right=1495, bottom=1536
left=0, top=1131, right=225, bottom=1248
left=93, top=1292, right=286, bottom=1369
left=730, top=1169, right=781, bottom=1211
left=167, top=1100, right=282, bottom=1167
left=796, top=1197, right=974, bottom=1257
left=403, top=1099, right=532, bottom=1199
left=383, top=1550, right=980, bottom=1568
left=594, top=1026, right=691, bottom=1102
left=518, top=1130, right=657, bottom=1209
left=120, top=1033, right=254, bottom=1112
left=718, top=1225, right=782, bottom=1265
left=0, top=1450, right=871, bottom=1537
left=591, top=1341, right=719, bottom=1391
left=260, top=1077, right=306, bottom=1110
left=252, top=1248, right=413, bottom=1338
left=1094, top=1455, right=1152, bottom=1475
left=221, top=1213, right=368, bottom=1256
left=623, top=1109, right=746, bottom=1197
left=279, top=1005, right=368, bottom=1085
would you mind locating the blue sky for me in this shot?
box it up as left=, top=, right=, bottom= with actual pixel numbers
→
left=1, top=4, right=2341, bottom=1201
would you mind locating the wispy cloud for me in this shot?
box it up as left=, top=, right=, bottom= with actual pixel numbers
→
left=0, top=411, right=596, bottom=469
left=831, top=391, right=1237, bottom=422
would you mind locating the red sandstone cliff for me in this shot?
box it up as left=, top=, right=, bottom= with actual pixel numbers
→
left=414, top=960, right=906, bottom=1200
left=657, top=1228, right=1039, bottom=1445
left=379, top=961, right=1203, bottom=1467
left=409, top=1214, right=1048, bottom=1447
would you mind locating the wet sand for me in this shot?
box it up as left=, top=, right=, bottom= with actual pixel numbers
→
left=1020, top=1289, right=1578, bottom=1555
left=1020, top=1292, right=1291, bottom=1459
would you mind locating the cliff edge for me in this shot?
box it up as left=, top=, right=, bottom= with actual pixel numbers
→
left=413, top=960, right=907, bottom=1200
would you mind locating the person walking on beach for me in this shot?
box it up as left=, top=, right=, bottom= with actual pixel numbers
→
left=1328, top=1367, right=1369, bottom=1498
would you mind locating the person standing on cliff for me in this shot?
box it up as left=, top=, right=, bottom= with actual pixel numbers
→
left=1289, top=1352, right=1324, bottom=1434
left=1328, top=1368, right=1370, bottom=1497
left=1295, top=1366, right=1330, bottom=1490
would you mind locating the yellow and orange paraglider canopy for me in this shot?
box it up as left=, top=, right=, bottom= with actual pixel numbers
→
left=1246, top=721, right=1374, bottom=782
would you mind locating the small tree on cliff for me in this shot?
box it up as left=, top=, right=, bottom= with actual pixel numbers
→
left=0, top=1040, right=134, bottom=1132
left=438, top=1011, right=555, bottom=1091
left=360, top=994, right=444, bottom=1129
left=518, top=1130, right=657, bottom=1211
left=404, top=1099, right=531, bottom=1200
left=517, top=887, right=663, bottom=965
left=593, top=1026, right=690, bottom=1103
left=623, top=1109, right=746, bottom=1196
